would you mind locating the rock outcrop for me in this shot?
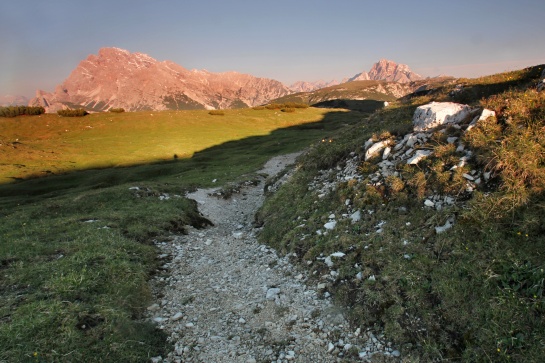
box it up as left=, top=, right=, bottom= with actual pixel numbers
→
left=29, top=47, right=291, bottom=112
left=307, top=102, right=495, bottom=235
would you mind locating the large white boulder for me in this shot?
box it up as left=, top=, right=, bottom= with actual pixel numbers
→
left=413, top=102, right=472, bottom=131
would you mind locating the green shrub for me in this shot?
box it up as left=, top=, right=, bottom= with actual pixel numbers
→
left=0, top=106, right=45, bottom=117
left=109, top=108, right=125, bottom=113
left=281, top=107, right=295, bottom=113
left=57, top=109, right=89, bottom=117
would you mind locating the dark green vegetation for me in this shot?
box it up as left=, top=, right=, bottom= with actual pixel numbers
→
left=258, top=65, right=545, bottom=361
left=57, top=108, right=89, bottom=117
left=0, top=107, right=363, bottom=362
left=0, top=106, right=45, bottom=117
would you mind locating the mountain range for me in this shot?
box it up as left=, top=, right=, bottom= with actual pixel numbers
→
left=289, top=59, right=423, bottom=92
left=30, top=48, right=291, bottom=112
left=28, top=48, right=427, bottom=112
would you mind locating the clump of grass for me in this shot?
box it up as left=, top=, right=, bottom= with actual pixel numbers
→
left=109, top=107, right=125, bottom=113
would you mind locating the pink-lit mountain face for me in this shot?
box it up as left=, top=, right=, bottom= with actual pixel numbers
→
left=349, top=59, right=423, bottom=83
left=30, top=47, right=291, bottom=112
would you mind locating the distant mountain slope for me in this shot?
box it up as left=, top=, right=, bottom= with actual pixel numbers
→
left=270, top=77, right=453, bottom=112
left=0, top=95, right=29, bottom=106
left=289, top=79, right=344, bottom=93
left=29, top=47, right=291, bottom=112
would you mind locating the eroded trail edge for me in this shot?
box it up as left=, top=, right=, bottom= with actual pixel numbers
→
left=147, top=153, right=399, bottom=363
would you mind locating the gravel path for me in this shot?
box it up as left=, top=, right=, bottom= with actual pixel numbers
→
left=148, top=153, right=399, bottom=363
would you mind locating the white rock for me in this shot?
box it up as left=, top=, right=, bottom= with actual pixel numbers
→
left=447, top=137, right=458, bottom=144
left=150, top=356, right=162, bottom=363
left=413, top=102, right=473, bottom=131
left=328, top=213, right=336, bottom=219
left=383, top=147, right=391, bottom=159
left=324, top=256, right=334, bottom=267
left=364, top=138, right=374, bottom=150
left=324, top=221, right=337, bottom=230
left=462, top=173, right=474, bottom=181
left=424, top=199, right=435, bottom=207
left=466, top=108, right=496, bottom=132
left=328, top=342, right=335, bottom=352
left=406, top=134, right=418, bottom=148
left=266, top=288, right=281, bottom=300
left=350, top=210, right=361, bottom=223
left=171, top=312, right=184, bottom=321
left=368, top=275, right=376, bottom=281
left=365, top=140, right=388, bottom=161
left=356, top=272, right=363, bottom=280
left=330, top=252, right=345, bottom=258
left=435, top=219, right=454, bottom=234
left=407, top=150, right=432, bottom=165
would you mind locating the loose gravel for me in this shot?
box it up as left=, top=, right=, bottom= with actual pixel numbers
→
left=147, top=153, right=399, bottom=363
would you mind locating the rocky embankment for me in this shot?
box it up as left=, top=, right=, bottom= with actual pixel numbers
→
left=146, top=153, right=400, bottom=363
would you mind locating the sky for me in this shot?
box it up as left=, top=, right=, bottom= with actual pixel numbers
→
left=1, top=0, right=545, bottom=98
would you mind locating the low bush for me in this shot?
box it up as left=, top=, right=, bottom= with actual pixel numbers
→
left=109, top=108, right=125, bottom=113
left=57, top=109, right=89, bottom=117
left=0, top=106, right=45, bottom=117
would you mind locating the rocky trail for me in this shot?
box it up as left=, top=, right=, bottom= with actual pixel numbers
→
left=147, top=153, right=399, bottom=363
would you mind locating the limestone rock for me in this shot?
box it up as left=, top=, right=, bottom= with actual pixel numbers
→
left=365, top=140, right=389, bottom=160
left=413, top=102, right=473, bottom=131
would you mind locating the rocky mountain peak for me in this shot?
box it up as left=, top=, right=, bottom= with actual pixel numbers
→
left=29, top=47, right=291, bottom=112
left=349, top=59, right=422, bottom=83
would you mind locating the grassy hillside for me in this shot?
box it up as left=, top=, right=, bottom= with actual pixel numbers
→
left=0, top=107, right=364, bottom=362
left=258, top=65, right=545, bottom=361
left=271, top=78, right=455, bottom=113
left=0, top=107, right=339, bottom=184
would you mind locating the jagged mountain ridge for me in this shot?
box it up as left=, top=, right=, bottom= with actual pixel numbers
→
left=290, top=59, right=423, bottom=93
left=30, top=48, right=292, bottom=112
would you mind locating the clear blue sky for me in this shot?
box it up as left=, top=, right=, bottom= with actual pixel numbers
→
left=1, top=0, right=544, bottom=98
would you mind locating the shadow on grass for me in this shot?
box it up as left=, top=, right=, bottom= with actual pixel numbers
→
left=312, top=99, right=386, bottom=113
left=0, top=108, right=366, bottom=208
